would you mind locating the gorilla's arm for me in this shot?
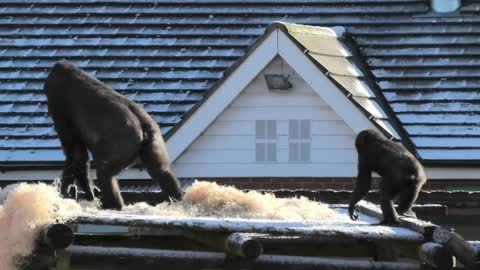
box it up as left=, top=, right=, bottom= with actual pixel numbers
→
left=348, top=158, right=372, bottom=221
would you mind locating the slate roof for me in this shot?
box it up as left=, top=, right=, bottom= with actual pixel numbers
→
left=0, top=0, right=479, bottom=166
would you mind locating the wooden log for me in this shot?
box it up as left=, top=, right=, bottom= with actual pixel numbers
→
left=356, top=201, right=438, bottom=240
left=468, top=241, right=480, bottom=261
left=418, top=242, right=454, bottom=270
left=40, top=223, right=74, bottom=249
left=433, top=227, right=478, bottom=269
left=246, top=233, right=377, bottom=258
left=62, top=245, right=421, bottom=270
left=74, top=232, right=377, bottom=259
left=182, top=231, right=263, bottom=259
left=226, top=233, right=263, bottom=259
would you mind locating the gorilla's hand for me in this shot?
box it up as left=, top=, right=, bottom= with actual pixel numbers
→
left=348, top=206, right=358, bottom=221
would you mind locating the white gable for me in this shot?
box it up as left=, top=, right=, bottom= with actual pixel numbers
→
left=166, top=29, right=386, bottom=164
left=172, top=57, right=358, bottom=178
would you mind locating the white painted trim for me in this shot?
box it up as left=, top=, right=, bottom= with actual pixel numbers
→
left=2, top=167, right=480, bottom=180
left=166, top=30, right=279, bottom=161
left=277, top=31, right=377, bottom=134
left=424, top=167, right=480, bottom=180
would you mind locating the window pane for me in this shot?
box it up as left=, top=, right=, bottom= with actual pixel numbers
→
left=266, top=143, right=277, bottom=162
left=255, top=120, right=265, bottom=139
left=300, top=142, right=311, bottom=161
left=300, top=120, right=310, bottom=139
left=266, top=120, right=276, bottom=139
left=256, top=143, right=265, bottom=162
left=289, top=120, right=299, bottom=139
left=289, top=142, right=299, bottom=161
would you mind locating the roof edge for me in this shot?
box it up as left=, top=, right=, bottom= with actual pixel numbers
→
left=340, top=32, right=420, bottom=157
left=163, top=24, right=278, bottom=141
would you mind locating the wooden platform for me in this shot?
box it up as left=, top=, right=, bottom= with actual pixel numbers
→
left=27, top=201, right=480, bottom=270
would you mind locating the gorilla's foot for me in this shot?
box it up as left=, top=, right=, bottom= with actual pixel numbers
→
left=398, top=209, right=417, bottom=219
left=100, top=197, right=124, bottom=211
left=377, top=219, right=400, bottom=226
left=64, top=184, right=78, bottom=201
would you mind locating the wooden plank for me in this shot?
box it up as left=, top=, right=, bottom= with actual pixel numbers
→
left=69, top=212, right=424, bottom=242
left=172, top=162, right=357, bottom=178
left=232, top=90, right=326, bottom=108
left=189, top=134, right=356, bottom=151
left=217, top=106, right=342, bottom=121
left=355, top=201, right=438, bottom=239
left=175, top=148, right=357, bottom=164
left=202, top=120, right=355, bottom=136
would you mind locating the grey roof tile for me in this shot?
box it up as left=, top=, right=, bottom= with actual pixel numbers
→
left=0, top=0, right=478, bottom=163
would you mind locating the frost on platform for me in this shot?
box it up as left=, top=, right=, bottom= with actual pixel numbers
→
left=71, top=208, right=423, bottom=242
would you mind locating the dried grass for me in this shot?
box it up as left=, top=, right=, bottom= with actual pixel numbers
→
left=0, top=180, right=334, bottom=269
left=125, top=180, right=335, bottom=220
left=0, top=183, right=80, bottom=270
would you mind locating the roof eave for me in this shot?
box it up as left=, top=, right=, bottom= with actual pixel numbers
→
left=422, top=159, right=480, bottom=167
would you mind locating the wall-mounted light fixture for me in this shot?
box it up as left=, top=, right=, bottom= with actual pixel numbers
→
left=264, top=74, right=292, bottom=91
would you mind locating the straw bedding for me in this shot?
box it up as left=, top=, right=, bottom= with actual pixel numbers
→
left=0, top=180, right=334, bottom=270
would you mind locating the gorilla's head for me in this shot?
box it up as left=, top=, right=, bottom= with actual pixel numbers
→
left=354, top=129, right=385, bottom=153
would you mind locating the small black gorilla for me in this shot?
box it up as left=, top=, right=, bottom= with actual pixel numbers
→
left=348, top=129, right=427, bottom=225
left=44, top=60, right=183, bottom=210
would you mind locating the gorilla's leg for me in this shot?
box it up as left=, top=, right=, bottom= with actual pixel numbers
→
left=74, top=157, right=95, bottom=201
left=60, top=159, right=77, bottom=199
left=96, top=161, right=125, bottom=210
left=396, top=184, right=421, bottom=218
left=140, top=135, right=183, bottom=201
left=62, top=144, right=95, bottom=201
left=92, top=134, right=142, bottom=210
left=51, top=110, right=93, bottom=200
left=379, top=181, right=400, bottom=225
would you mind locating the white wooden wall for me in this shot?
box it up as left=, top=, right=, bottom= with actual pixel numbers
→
left=172, top=57, right=358, bottom=178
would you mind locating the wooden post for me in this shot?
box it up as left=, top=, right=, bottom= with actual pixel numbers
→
left=40, top=223, right=74, bottom=250
left=433, top=227, right=477, bottom=269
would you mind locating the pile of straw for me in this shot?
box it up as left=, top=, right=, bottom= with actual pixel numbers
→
left=0, top=180, right=334, bottom=269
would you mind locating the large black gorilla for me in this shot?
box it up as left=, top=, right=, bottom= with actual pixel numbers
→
left=43, top=60, right=183, bottom=210
left=348, top=129, right=427, bottom=225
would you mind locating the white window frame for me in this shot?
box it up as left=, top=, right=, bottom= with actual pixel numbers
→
left=289, top=119, right=311, bottom=162
left=255, top=120, right=277, bottom=163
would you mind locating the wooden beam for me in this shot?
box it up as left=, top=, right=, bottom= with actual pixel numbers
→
left=433, top=227, right=478, bottom=269
left=62, top=245, right=422, bottom=270
left=356, top=201, right=438, bottom=239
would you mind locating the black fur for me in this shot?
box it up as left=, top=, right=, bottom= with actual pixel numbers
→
left=43, top=60, right=183, bottom=210
left=348, top=129, right=427, bottom=225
